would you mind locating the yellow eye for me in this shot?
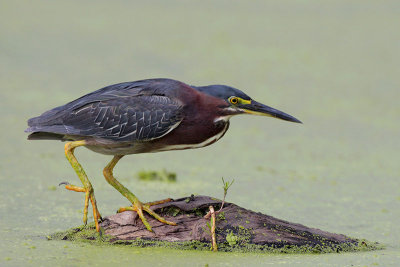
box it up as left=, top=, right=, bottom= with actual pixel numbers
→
left=229, top=97, right=239, bottom=105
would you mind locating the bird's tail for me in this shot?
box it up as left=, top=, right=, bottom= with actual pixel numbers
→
left=26, top=131, right=66, bottom=140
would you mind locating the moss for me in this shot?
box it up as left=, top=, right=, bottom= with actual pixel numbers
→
left=49, top=225, right=382, bottom=253
left=223, top=226, right=253, bottom=247
left=47, top=204, right=382, bottom=254
left=137, top=169, right=176, bottom=182
left=48, top=223, right=113, bottom=243
left=161, top=206, right=209, bottom=218
left=50, top=226, right=211, bottom=250
left=51, top=222, right=382, bottom=253
left=193, top=209, right=202, bottom=217
left=214, top=239, right=383, bottom=253
left=217, top=212, right=226, bottom=221
left=226, top=232, right=239, bottom=246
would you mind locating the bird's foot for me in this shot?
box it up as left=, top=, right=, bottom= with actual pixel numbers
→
left=60, top=182, right=102, bottom=232
left=117, top=198, right=176, bottom=231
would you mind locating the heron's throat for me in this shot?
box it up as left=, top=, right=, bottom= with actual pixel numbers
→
left=214, top=115, right=231, bottom=123
left=214, top=107, right=243, bottom=123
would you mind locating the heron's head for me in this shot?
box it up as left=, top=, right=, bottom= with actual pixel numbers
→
left=194, top=84, right=302, bottom=123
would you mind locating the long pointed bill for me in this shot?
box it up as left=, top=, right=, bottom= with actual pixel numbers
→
left=241, top=100, right=302, bottom=123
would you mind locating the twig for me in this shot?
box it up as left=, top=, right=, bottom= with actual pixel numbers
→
left=204, top=178, right=234, bottom=219
left=209, top=205, right=217, bottom=252
left=203, top=178, right=234, bottom=251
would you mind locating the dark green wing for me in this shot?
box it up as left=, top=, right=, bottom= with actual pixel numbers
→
left=62, top=95, right=183, bottom=141
left=26, top=79, right=186, bottom=141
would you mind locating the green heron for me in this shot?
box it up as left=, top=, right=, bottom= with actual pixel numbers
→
left=25, top=78, right=301, bottom=232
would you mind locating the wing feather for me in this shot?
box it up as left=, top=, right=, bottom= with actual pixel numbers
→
left=61, top=95, right=183, bottom=142
left=26, top=79, right=187, bottom=141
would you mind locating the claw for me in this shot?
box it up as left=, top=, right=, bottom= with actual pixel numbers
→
left=118, top=198, right=176, bottom=231
left=58, top=181, right=70, bottom=186
left=63, top=183, right=100, bottom=231
left=103, top=155, right=176, bottom=232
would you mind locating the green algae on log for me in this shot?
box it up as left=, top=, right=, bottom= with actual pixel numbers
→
left=50, top=195, right=380, bottom=253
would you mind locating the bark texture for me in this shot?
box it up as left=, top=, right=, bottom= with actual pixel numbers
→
left=53, top=195, right=377, bottom=252
left=100, top=196, right=361, bottom=250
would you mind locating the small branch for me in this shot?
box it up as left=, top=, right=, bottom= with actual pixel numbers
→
left=209, top=205, right=217, bottom=252
left=204, top=178, right=234, bottom=219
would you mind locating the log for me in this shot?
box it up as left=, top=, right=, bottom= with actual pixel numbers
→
left=50, top=195, right=379, bottom=253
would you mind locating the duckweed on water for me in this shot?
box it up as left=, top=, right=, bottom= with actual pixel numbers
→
left=137, top=169, right=177, bottom=182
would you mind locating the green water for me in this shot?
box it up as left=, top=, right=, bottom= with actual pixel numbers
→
left=1, top=1, right=399, bottom=266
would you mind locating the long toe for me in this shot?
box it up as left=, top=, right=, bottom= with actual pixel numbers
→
left=142, top=205, right=177, bottom=226
left=117, top=201, right=177, bottom=231
left=63, top=184, right=101, bottom=232
left=89, top=194, right=101, bottom=232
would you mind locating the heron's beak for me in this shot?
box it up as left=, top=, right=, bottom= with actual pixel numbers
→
left=240, top=100, right=302, bottom=123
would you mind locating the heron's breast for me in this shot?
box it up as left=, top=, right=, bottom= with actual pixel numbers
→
left=150, top=119, right=230, bottom=152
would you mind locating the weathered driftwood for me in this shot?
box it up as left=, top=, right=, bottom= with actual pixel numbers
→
left=52, top=195, right=378, bottom=253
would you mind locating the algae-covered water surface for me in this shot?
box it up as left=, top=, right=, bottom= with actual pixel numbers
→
left=1, top=1, right=399, bottom=266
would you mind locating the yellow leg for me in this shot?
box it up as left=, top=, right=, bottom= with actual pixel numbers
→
left=103, top=155, right=176, bottom=231
left=64, top=141, right=101, bottom=232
